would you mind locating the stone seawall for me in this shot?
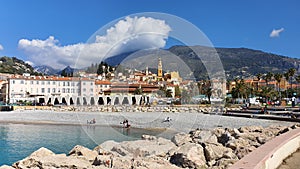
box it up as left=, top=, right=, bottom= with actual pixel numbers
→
left=1, top=124, right=299, bottom=169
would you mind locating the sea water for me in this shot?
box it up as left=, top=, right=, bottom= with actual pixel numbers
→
left=0, top=123, right=175, bottom=165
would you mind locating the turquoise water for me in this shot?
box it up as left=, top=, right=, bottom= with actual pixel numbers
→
left=0, top=123, right=175, bottom=166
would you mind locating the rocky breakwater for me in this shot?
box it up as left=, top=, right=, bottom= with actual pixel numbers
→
left=1, top=124, right=299, bottom=169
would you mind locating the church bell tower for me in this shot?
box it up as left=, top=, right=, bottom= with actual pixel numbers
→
left=157, top=57, right=163, bottom=81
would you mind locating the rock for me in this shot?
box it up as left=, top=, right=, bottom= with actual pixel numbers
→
left=226, top=138, right=251, bottom=150
left=239, top=126, right=263, bottom=133
left=204, top=142, right=234, bottom=162
left=111, top=137, right=176, bottom=158
left=13, top=147, right=95, bottom=169
left=212, top=127, right=226, bottom=137
left=234, top=146, right=256, bottom=159
left=0, top=165, right=14, bottom=169
left=212, top=158, right=239, bottom=169
left=141, top=134, right=157, bottom=140
left=217, top=131, right=234, bottom=145
left=170, top=143, right=207, bottom=168
left=68, top=145, right=98, bottom=162
left=97, top=140, right=119, bottom=152
left=191, top=130, right=218, bottom=144
left=171, top=132, right=192, bottom=146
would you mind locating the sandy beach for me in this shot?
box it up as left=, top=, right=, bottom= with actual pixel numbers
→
left=0, top=108, right=296, bottom=133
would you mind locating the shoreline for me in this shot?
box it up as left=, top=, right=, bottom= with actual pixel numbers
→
left=0, top=109, right=297, bottom=133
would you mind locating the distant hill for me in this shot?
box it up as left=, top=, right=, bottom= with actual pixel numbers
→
left=56, top=66, right=77, bottom=77
left=0, top=56, right=40, bottom=75
left=34, top=65, right=60, bottom=75
left=104, top=46, right=300, bottom=80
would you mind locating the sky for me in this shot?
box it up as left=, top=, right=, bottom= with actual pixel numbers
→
left=0, top=0, right=299, bottom=69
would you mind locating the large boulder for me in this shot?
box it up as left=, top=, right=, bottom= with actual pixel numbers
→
left=204, top=142, right=235, bottom=162
left=239, top=126, right=263, bottom=133
left=97, top=140, right=119, bottom=153
left=111, top=137, right=176, bottom=158
left=190, top=129, right=218, bottom=144
left=68, top=145, right=98, bottom=162
left=13, top=147, right=95, bottom=169
left=171, top=132, right=192, bottom=146
left=170, top=143, right=207, bottom=168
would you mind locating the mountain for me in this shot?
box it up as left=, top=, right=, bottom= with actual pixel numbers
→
left=56, top=66, right=77, bottom=77
left=104, top=46, right=300, bottom=80
left=34, top=65, right=60, bottom=75
left=0, top=56, right=40, bottom=75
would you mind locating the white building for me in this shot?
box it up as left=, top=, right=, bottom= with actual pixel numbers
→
left=7, top=75, right=94, bottom=104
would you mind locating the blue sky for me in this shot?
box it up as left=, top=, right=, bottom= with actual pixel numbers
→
left=0, top=0, right=299, bottom=68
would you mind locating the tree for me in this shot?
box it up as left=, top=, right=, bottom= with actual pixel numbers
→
left=256, top=73, right=262, bottom=91
left=296, top=75, right=300, bottom=90
left=274, top=73, right=283, bottom=101
left=274, top=73, right=282, bottom=91
left=174, top=86, right=181, bottom=97
left=288, top=68, right=296, bottom=89
left=265, top=72, right=273, bottom=86
left=165, top=89, right=173, bottom=98
left=134, top=88, right=143, bottom=95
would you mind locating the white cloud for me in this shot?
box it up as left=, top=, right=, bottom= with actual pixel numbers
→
left=0, top=44, right=3, bottom=51
left=270, top=28, right=284, bottom=38
left=18, top=16, right=171, bottom=69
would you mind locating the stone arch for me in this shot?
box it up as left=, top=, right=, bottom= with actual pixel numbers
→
left=114, top=97, right=120, bottom=105
left=54, top=98, right=59, bottom=105
left=90, top=97, right=95, bottom=105
left=122, top=97, right=129, bottom=105
left=39, top=98, right=45, bottom=104
left=47, top=98, right=52, bottom=105
left=107, top=97, right=111, bottom=105
left=70, top=98, right=74, bottom=105
left=76, top=97, right=81, bottom=105
left=83, top=97, right=87, bottom=105
left=132, top=97, right=136, bottom=105
left=62, top=98, right=67, bottom=105
left=98, top=97, right=104, bottom=105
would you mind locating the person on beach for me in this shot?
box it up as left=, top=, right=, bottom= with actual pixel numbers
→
left=163, top=117, right=172, bottom=122
left=121, top=119, right=130, bottom=128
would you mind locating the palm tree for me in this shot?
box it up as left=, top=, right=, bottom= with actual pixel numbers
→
left=265, top=72, right=273, bottom=86
left=274, top=73, right=283, bottom=101
left=295, top=75, right=300, bottom=90
left=288, top=68, right=296, bottom=89
left=274, top=73, right=282, bottom=91
left=256, top=73, right=262, bottom=91
left=284, top=72, right=290, bottom=90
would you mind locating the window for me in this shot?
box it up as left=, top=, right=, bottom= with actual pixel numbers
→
left=30, top=81, right=33, bottom=85
left=41, top=81, right=45, bottom=85
left=20, top=80, right=24, bottom=84
left=90, top=89, right=93, bottom=92
left=66, top=88, right=70, bottom=93
left=12, top=80, right=15, bottom=84
left=71, top=89, right=75, bottom=93
left=90, top=82, right=93, bottom=85
left=83, top=82, right=86, bottom=85
left=36, top=81, right=39, bottom=85
left=52, top=81, right=56, bottom=85
left=41, top=88, right=45, bottom=93
left=62, top=88, right=65, bottom=93
left=52, top=88, right=56, bottom=93
left=47, top=81, right=50, bottom=85
left=47, top=88, right=50, bottom=93
left=83, top=88, right=86, bottom=92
